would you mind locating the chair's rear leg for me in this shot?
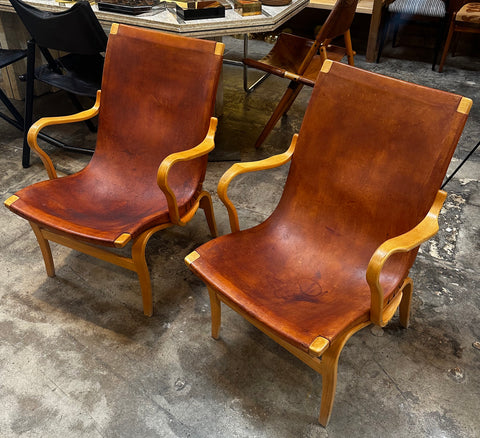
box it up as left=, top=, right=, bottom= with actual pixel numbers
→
left=255, top=82, right=303, bottom=149
left=199, top=193, right=218, bottom=238
left=399, top=278, right=413, bottom=328
left=207, top=286, right=221, bottom=339
left=29, top=222, right=55, bottom=277
left=131, top=232, right=154, bottom=317
left=281, top=82, right=304, bottom=118
left=344, top=30, right=355, bottom=66
left=438, top=19, right=455, bottom=72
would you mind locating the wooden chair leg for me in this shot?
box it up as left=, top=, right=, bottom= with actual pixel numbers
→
left=29, top=222, right=55, bottom=277
left=318, top=348, right=340, bottom=426
left=376, top=10, right=390, bottom=63
left=316, top=321, right=370, bottom=426
left=199, top=192, right=218, bottom=238
left=131, top=230, right=156, bottom=317
left=255, top=81, right=303, bottom=149
left=317, top=335, right=354, bottom=427
left=207, top=286, right=221, bottom=339
left=438, top=20, right=455, bottom=73
left=344, top=30, right=355, bottom=66
left=451, top=31, right=460, bottom=57
left=282, top=82, right=304, bottom=117
left=399, top=277, right=413, bottom=328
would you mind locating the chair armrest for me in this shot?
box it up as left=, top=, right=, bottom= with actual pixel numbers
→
left=218, top=134, right=297, bottom=233
left=366, top=190, right=447, bottom=326
left=157, top=117, right=218, bottom=225
left=27, top=90, right=101, bottom=180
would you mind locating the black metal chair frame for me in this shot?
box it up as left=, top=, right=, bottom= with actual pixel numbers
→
left=0, top=49, right=27, bottom=131
left=441, top=138, right=480, bottom=188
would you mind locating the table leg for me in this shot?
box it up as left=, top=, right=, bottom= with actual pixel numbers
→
left=365, top=0, right=383, bottom=62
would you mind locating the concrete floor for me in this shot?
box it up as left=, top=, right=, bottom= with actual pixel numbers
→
left=0, top=32, right=479, bottom=437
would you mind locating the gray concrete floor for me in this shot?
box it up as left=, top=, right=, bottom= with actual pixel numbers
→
left=0, top=33, right=479, bottom=437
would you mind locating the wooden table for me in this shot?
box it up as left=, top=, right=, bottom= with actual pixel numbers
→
left=0, top=0, right=309, bottom=99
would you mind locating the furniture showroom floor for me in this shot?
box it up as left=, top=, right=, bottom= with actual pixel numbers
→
left=0, top=34, right=479, bottom=437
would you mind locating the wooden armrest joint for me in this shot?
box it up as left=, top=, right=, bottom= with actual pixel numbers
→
left=4, top=195, right=19, bottom=208
left=308, top=336, right=330, bottom=356
left=27, top=90, right=102, bottom=180
left=185, top=250, right=200, bottom=266
left=367, top=190, right=447, bottom=326
left=157, top=118, right=217, bottom=226
left=218, top=135, right=297, bottom=233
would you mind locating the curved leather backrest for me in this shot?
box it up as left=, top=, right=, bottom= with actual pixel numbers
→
left=316, top=0, right=359, bottom=42
left=10, top=0, right=107, bottom=54
left=87, top=25, right=223, bottom=211
left=270, top=62, right=468, bottom=275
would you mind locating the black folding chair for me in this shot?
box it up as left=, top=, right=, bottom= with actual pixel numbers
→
left=0, top=48, right=27, bottom=131
left=10, top=0, right=107, bottom=167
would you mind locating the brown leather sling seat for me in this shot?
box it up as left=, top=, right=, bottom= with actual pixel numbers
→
left=186, top=60, right=471, bottom=426
left=5, top=24, right=224, bottom=316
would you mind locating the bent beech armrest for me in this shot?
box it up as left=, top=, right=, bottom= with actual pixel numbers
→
left=157, top=117, right=218, bottom=226
left=218, top=135, right=297, bottom=233
left=367, top=190, right=447, bottom=326
left=27, top=90, right=102, bottom=180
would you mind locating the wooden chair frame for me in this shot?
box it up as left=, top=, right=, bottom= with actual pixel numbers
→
left=6, top=91, right=219, bottom=317
left=243, top=0, right=358, bottom=148
left=438, top=4, right=480, bottom=72
left=248, top=31, right=355, bottom=149
left=185, top=94, right=470, bottom=424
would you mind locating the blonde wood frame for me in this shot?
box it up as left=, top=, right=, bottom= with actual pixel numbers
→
left=18, top=99, right=219, bottom=316
left=367, top=190, right=447, bottom=326
left=157, top=118, right=218, bottom=227
left=27, top=90, right=102, bottom=180
left=217, top=135, right=297, bottom=233
left=188, top=147, right=449, bottom=425
left=203, top=283, right=370, bottom=426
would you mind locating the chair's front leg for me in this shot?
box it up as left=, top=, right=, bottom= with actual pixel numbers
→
left=131, top=224, right=172, bottom=316
left=207, top=286, right=221, bottom=339
left=318, top=344, right=342, bottom=427
left=29, top=222, right=55, bottom=277
left=131, top=230, right=156, bottom=317
left=317, top=320, right=370, bottom=426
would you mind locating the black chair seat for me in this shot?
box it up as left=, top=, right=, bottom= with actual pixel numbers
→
left=0, top=48, right=28, bottom=130
left=35, top=54, right=104, bottom=97
left=0, top=48, right=28, bottom=68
